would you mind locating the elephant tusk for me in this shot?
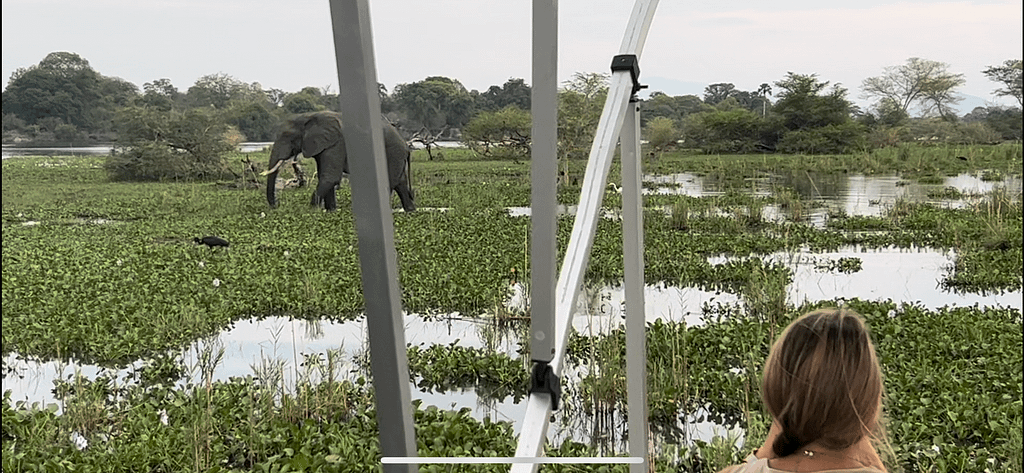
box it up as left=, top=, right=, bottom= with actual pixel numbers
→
left=261, top=159, right=288, bottom=176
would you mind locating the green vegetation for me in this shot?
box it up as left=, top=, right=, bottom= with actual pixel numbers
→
left=2, top=143, right=1021, bottom=472
left=105, top=107, right=240, bottom=181
left=563, top=300, right=1023, bottom=472
left=461, top=106, right=532, bottom=159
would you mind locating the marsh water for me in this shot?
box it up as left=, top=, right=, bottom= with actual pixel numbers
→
left=4, top=170, right=1021, bottom=448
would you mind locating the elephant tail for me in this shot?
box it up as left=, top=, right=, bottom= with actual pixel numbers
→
left=405, top=150, right=413, bottom=199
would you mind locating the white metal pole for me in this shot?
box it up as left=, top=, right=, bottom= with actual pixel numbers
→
left=531, top=0, right=558, bottom=364
left=328, top=1, right=417, bottom=471
left=621, top=99, right=648, bottom=472
left=513, top=1, right=658, bottom=469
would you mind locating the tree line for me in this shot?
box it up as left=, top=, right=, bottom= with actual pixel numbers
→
left=0, top=52, right=529, bottom=145
left=2, top=52, right=1020, bottom=173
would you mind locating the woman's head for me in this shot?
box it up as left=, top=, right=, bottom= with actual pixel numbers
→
left=762, top=307, right=883, bottom=458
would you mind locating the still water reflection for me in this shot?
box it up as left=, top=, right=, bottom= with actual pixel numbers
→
left=648, top=171, right=1021, bottom=219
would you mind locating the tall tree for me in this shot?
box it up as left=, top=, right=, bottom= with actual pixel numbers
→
left=860, top=58, right=965, bottom=118
left=461, top=105, right=531, bottom=159
left=2, top=52, right=103, bottom=129
left=982, top=59, right=1022, bottom=107
left=186, top=73, right=262, bottom=109
left=378, top=83, right=397, bottom=114
left=558, top=72, right=608, bottom=161
left=757, top=83, right=772, bottom=117
left=703, top=83, right=736, bottom=105
left=774, top=72, right=853, bottom=130
left=770, top=73, right=860, bottom=133
left=478, top=78, right=531, bottom=113
left=393, top=76, right=475, bottom=132
left=142, top=78, right=183, bottom=111
left=225, top=101, right=277, bottom=142
left=282, top=91, right=323, bottom=115
left=640, top=92, right=696, bottom=125
left=644, top=116, right=680, bottom=158
left=772, top=73, right=865, bottom=154
left=2, top=51, right=137, bottom=133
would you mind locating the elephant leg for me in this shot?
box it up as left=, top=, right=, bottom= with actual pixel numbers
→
left=395, top=184, right=415, bottom=212
left=315, top=179, right=340, bottom=211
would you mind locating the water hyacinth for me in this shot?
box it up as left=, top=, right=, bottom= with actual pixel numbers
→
left=1, top=148, right=1020, bottom=471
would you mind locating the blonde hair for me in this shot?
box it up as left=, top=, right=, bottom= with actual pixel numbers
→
left=762, top=308, right=884, bottom=458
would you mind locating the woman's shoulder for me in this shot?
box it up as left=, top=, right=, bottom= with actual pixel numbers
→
left=717, top=454, right=886, bottom=473
left=718, top=454, right=770, bottom=473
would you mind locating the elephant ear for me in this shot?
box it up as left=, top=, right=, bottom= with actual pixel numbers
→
left=302, top=112, right=344, bottom=158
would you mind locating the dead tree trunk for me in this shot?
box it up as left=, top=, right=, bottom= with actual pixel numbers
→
left=409, top=126, right=449, bottom=161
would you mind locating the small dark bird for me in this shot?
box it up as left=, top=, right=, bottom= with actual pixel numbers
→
left=195, top=236, right=230, bottom=248
left=956, top=156, right=968, bottom=161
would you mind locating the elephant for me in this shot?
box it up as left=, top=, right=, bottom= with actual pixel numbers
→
left=263, top=111, right=415, bottom=212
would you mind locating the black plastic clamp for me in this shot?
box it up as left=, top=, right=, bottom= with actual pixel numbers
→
left=528, top=361, right=561, bottom=411
left=610, top=54, right=647, bottom=97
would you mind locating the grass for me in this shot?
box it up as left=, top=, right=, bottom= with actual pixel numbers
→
left=644, top=142, right=1022, bottom=180
left=563, top=300, right=1022, bottom=472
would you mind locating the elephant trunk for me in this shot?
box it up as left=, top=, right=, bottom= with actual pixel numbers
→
left=265, top=168, right=280, bottom=207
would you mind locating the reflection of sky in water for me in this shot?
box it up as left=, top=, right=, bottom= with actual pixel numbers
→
left=646, top=172, right=1022, bottom=219
left=782, top=246, right=1021, bottom=309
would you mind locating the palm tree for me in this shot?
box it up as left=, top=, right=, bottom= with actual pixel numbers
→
left=757, top=83, right=772, bottom=117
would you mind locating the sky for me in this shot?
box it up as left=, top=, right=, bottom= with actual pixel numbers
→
left=2, top=0, right=1022, bottom=113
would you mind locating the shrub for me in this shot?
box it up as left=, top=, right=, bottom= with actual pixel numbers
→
left=866, top=126, right=900, bottom=149
left=900, top=118, right=1004, bottom=144
left=776, top=122, right=867, bottom=154
left=683, top=109, right=762, bottom=153
left=644, top=116, right=681, bottom=157
left=53, top=124, right=83, bottom=143
left=106, top=107, right=236, bottom=181
left=461, top=106, right=531, bottom=159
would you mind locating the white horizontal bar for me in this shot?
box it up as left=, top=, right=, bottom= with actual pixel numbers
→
left=382, top=457, right=643, bottom=464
